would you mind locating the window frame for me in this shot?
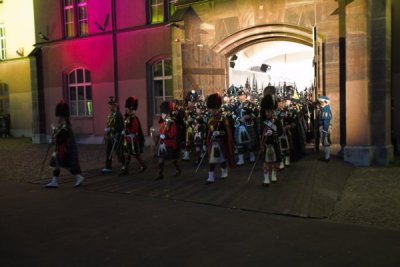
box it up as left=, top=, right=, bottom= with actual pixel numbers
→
left=0, top=82, right=9, bottom=115
left=0, top=23, right=6, bottom=60
left=67, top=68, right=93, bottom=118
left=63, top=0, right=89, bottom=39
left=148, top=0, right=177, bottom=25
left=152, top=59, right=173, bottom=115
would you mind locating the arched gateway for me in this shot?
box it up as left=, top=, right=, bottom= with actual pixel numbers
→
left=171, top=1, right=394, bottom=166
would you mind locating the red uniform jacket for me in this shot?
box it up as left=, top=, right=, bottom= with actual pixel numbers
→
left=159, top=119, right=178, bottom=149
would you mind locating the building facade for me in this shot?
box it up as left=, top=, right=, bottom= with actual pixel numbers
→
left=0, top=0, right=36, bottom=137
left=31, top=0, right=400, bottom=166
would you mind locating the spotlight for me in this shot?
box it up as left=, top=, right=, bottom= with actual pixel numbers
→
left=38, top=32, right=49, bottom=41
left=260, top=64, right=271, bottom=72
left=16, top=48, right=24, bottom=57
left=95, top=14, right=110, bottom=31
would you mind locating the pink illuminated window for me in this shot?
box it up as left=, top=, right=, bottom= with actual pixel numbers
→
left=67, top=68, right=93, bottom=117
left=63, top=0, right=88, bottom=38
left=153, top=59, right=172, bottom=114
left=0, top=23, right=6, bottom=60
left=77, top=0, right=88, bottom=36
left=64, top=0, right=75, bottom=38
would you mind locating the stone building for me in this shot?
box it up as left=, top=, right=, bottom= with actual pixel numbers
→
left=169, top=0, right=399, bottom=166
left=0, top=0, right=36, bottom=138
left=30, top=0, right=399, bottom=166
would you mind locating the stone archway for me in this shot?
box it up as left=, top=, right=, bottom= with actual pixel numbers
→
left=212, top=24, right=324, bottom=97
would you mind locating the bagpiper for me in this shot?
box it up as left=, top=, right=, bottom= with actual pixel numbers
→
left=260, top=95, right=283, bottom=186
left=205, top=93, right=235, bottom=184
left=45, top=100, right=85, bottom=188
left=101, top=96, right=124, bottom=174
left=318, top=95, right=332, bottom=161
left=192, top=101, right=208, bottom=165
left=275, top=97, right=291, bottom=170
left=182, top=90, right=198, bottom=161
left=156, top=101, right=181, bottom=180
left=233, top=89, right=258, bottom=166
left=120, top=96, right=147, bottom=175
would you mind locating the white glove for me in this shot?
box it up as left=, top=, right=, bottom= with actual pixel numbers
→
left=212, top=131, right=220, bottom=137
left=48, top=138, right=53, bottom=144
left=160, top=134, right=166, bottom=139
left=105, top=127, right=111, bottom=132
left=265, top=130, right=272, bottom=136
left=121, top=130, right=126, bottom=135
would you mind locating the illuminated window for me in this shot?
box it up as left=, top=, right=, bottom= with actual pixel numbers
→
left=149, top=0, right=177, bottom=25
left=150, top=0, right=164, bottom=24
left=169, top=0, right=177, bottom=17
left=77, top=0, right=88, bottom=36
left=153, top=59, right=172, bottom=114
left=63, top=0, right=88, bottom=38
left=0, top=83, right=9, bottom=115
left=67, top=68, right=93, bottom=117
left=0, top=23, right=6, bottom=60
left=64, top=0, right=75, bottom=38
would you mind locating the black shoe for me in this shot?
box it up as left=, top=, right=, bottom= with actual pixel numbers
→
left=175, top=170, right=181, bottom=176
left=205, top=180, right=214, bottom=185
left=119, top=168, right=128, bottom=176
left=139, top=165, right=147, bottom=173
left=262, top=183, right=270, bottom=187
left=318, top=157, right=330, bottom=162
left=155, top=174, right=164, bottom=181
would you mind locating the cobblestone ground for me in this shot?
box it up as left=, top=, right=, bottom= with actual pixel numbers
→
left=1, top=138, right=399, bottom=231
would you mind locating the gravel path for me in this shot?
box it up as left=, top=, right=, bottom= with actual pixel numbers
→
left=1, top=138, right=399, bottom=231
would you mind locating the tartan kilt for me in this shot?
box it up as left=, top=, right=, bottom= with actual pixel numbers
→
left=157, top=143, right=179, bottom=160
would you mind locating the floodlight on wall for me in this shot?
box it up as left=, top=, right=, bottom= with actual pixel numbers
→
left=166, top=22, right=183, bottom=29
left=38, top=32, right=49, bottom=41
left=16, top=48, right=24, bottom=57
left=95, top=14, right=110, bottom=31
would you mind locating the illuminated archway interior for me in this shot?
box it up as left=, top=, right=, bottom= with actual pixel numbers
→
left=228, top=41, right=314, bottom=92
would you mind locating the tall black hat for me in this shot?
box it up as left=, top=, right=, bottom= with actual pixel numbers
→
left=108, top=96, right=118, bottom=106
left=260, top=94, right=276, bottom=111
left=55, top=99, right=70, bottom=117
left=160, top=101, right=174, bottom=114
left=125, top=96, right=138, bottom=110
left=263, top=85, right=276, bottom=96
left=237, top=88, right=246, bottom=97
left=206, top=93, right=222, bottom=109
left=185, top=90, right=198, bottom=103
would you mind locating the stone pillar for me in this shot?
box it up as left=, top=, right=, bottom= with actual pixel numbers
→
left=172, top=26, right=184, bottom=100
left=344, top=0, right=393, bottom=165
left=392, top=1, right=400, bottom=153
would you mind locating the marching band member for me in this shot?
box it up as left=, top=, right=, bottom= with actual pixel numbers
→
left=101, top=96, right=124, bottom=174
left=156, top=101, right=181, bottom=180
left=275, top=98, right=291, bottom=170
left=46, top=100, right=84, bottom=188
left=193, top=102, right=208, bottom=165
left=318, top=95, right=332, bottom=161
left=205, top=93, right=235, bottom=184
left=182, top=91, right=198, bottom=161
left=120, top=96, right=146, bottom=175
left=234, top=89, right=258, bottom=166
left=260, top=95, right=283, bottom=187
